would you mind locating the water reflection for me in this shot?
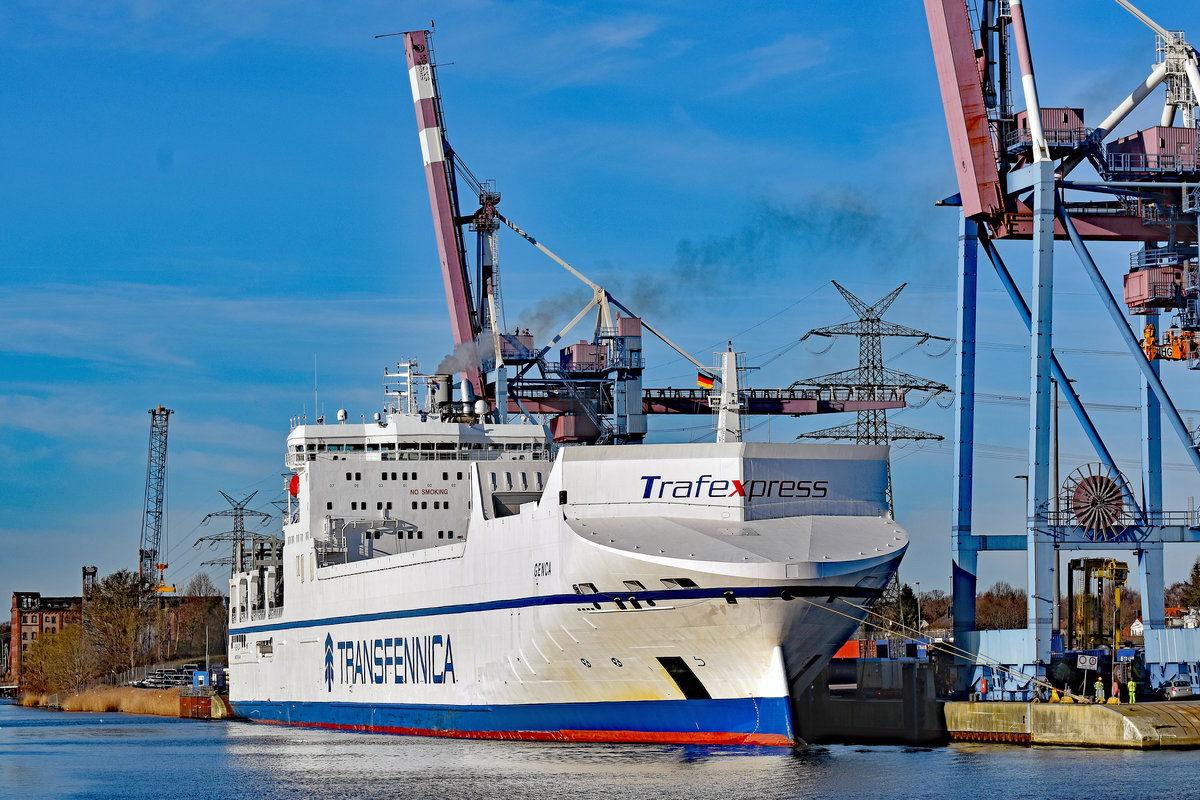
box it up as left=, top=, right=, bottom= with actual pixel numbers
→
left=4, top=704, right=1198, bottom=800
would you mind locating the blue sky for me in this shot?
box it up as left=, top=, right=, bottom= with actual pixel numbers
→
left=2, top=1, right=1198, bottom=601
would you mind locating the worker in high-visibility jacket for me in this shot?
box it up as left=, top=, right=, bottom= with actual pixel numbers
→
left=1128, top=679, right=1137, bottom=704
left=1094, top=678, right=1105, bottom=702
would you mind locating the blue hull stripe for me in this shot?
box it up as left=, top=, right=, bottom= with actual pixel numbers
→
left=230, top=584, right=879, bottom=636
left=231, top=696, right=793, bottom=745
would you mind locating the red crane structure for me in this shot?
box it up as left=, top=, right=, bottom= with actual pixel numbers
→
left=399, top=30, right=932, bottom=446
left=925, top=0, right=1200, bottom=696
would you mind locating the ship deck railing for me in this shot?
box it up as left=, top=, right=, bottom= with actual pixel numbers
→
left=287, top=449, right=551, bottom=468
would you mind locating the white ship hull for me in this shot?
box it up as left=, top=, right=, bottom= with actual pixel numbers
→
left=229, top=438, right=906, bottom=746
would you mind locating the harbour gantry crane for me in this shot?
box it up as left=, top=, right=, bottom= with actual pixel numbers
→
left=139, top=405, right=175, bottom=593
left=924, top=0, right=1200, bottom=694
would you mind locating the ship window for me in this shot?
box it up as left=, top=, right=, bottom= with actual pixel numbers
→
left=412, top=502, right=418, bottom=510
left=623, top=581, right=646, bottom=591
left=421, top=502, right=427, bottom=510
left=449, top=530, right=455, bottom=538
left=457, top=471, right=463, bottom=480
left=521, top=473, right=528, bottom=490
left=536, top=473, right=544, bottom=489
left=443, top=471, right=449, bottom=480
left=403, top=472, right=409, bottom=480
left=326, top=502, right=333, bottom=510
left=355, top=472, right=361, bottom=480
left=391, top=472, right=397, bottom=480
left=346, top=472, right=352, bottom=480
left=413, top=472, right=418, bottom=480
left=306, top=444, right=316, bottom=451
left=317, top=444, right=326, bottom=451
left=351, top=502, right=357, bottom=510
left=661, top=578, right=699, bottom=589
left=438, top=531, right=444, bottom=539
left=382, top=443, right=395, bottom=450
left=418, top=531, right=423, bottom=539
left=505, top=472, right=512, bottom=489
left=367, top=443, right=379, bottom=451
left=377, top=502, right=383, bottom=510
left=382, top=472, right=388, bottom=480
left=490, top=474, right=498, bottom=489
left=574, top=583, right=598, bottom=594
left=386, top=502, right=392, bottom=510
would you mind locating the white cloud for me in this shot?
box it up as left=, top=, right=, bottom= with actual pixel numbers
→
left=718, top=32, right=831, bottom=95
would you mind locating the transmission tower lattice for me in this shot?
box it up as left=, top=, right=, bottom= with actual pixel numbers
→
left=195, top=490, right=273, bottom=574
left=795, top=282, right=949, bottom=444
left=139, top=405, right=174, bottom=590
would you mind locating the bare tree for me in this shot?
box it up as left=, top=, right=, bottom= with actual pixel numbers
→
left=976, top=581, right=1027, bottom=630
left=84, top=569, right=151, bottom=674
left=21, top=624, right=98, bottom=694
left=183, top=572, right=221, bottom=598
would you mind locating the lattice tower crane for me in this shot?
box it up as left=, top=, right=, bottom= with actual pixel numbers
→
left=139, top=405, right=175, bottom=593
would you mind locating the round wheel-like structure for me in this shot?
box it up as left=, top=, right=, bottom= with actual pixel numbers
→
left=1059, top=463, right=1131, bottom=541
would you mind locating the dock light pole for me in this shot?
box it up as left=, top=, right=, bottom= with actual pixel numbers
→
left=916, top=581, right=922, bottom=635
left=1014, top=475, right=1028, bottom=510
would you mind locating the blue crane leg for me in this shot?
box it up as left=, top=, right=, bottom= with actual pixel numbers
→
left=952, top=214, right=979, bottom=637
left=1027, top=160, right=1056, bottom=666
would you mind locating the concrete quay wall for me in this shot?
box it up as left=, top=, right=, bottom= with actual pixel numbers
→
left=945, top=700, right=1200, bottom=748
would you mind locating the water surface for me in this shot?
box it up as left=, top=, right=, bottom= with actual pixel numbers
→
left=1, top=702, right=1195, bottom=799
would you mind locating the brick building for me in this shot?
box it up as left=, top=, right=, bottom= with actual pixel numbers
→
left=9, top=592, right=83, bottom=689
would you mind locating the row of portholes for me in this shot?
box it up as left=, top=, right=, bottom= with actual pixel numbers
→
left=580, top=657, right=623, bottom=668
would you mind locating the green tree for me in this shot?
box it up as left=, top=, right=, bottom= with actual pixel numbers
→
left=1181, top=558, right=1200, bottom=608
left=84, top=569, right=151, bottom=674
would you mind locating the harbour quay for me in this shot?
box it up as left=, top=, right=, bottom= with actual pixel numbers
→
left=944, top=699, right=1200, bottom=748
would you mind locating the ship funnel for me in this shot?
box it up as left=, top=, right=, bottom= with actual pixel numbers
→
left=433, top=375, right=452, bottom=407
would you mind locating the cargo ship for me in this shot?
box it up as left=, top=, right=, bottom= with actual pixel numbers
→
left=225, top=30, right=908, bottom=746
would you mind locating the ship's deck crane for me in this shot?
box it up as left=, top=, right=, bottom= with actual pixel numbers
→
left=139, top=405, right=175, bottom=593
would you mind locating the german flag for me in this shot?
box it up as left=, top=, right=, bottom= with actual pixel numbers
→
left=696, top=372, right=715, bottom=389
